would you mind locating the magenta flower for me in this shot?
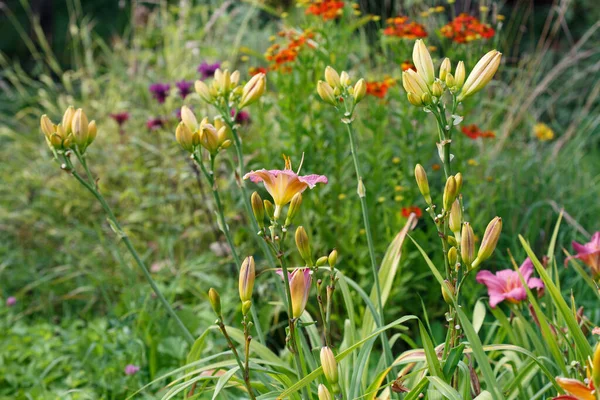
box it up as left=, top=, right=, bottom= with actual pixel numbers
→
left=124, top=364, right=140, bottom=375
left=476, top=258, right=544, bottom=308
left=244, top=156, right=327, bottom=218
left=110, top=112, right=130, bottom=126
left=175, top=80, right=193, bottom=99
left=276, top=268, right=312, bottom=318
left=231, top=109, right=251, bottom=124
left=198, top=61, right=221, bottom=79
left=6, top=296, right=16, bottom=307
left=568, top=232, right=600, bottom=277
left=149, top=83, right=171, bottom=103
left=146, top=117, right=166, bottom=130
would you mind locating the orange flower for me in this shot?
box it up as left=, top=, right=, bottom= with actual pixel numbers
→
left=402, top=206, right=422, bottom=218
left=305, top=0, right=345, bottom=21
left=401, top=60, right=416, bottom=72
left=440, top=13, right=495, bottom=44
left=249, top=67, right=268, bottom=76
left=461, top=124, right=495, bottom=139
left=265, top=29, right=317, bottom=72
left=366, top=78, right=395, bottom=98
left=383, top=16, right=428, bottom=39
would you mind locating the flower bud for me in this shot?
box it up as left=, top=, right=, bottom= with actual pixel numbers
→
left=449, top=199, right=462, bottom=235
left=251, top=192, right=265, bottom=228
left=340, top=71, right=351, bottom=86
left=295, top=226, right=312, bottom=265
left=439, top=57, right=451, bottom=81
left=320, top=347, right=339, bottom=385
left=402, top=69, right=430, bottom=99
left=412, top=39, right=435, bottom=85
left=264, top=200, right=275, bottom=220
left=318, top=384, right=332, bottom=400
left=230, top=70, right=240, bottom=87
left=176, top=122, right=195, bottom=153
left=443, top=176, right=457, bottom=211
left=324, top=66, right=341, bottom=89
left=454, top=61, right=465, bottom=90
left=454, top=173, right=463, bottom=193
left=445, top=73, right=456, bottom=89
left=40, top=115, right=54, bottom=138
left=289, top=268, right=310, bottom=318
left=328, top=249, right=338, bottom=268
left=317, top=81, right=337, bottom=106
left=353, top=79, right=367, bottom=104
left=447, top=235, right=458, bottom=247
left=71, top=108, right=89, bottom=149
left=316, top=256, right=328, bottom=266
left=285, top=192, right=302, bottom=226
left=195, top=80, right=214, bottom=103
left=441, top=280, right=455, bottom=304
left=448, top=247, right=458, bottom=266
left=208, top=288, right=221, bottom=316
left=242, top=300, right=252, bottom=316
left=61, top=106, right=75, bottom=135
left=421, top=92, right=432, bottom=105
left=239, top=256, right=256, bottom=304
left=180, top=105, right=198, bottom=131
left=432, top=81, right=444, bottom=97
left=474, top=217, right=502, bottom=266
left=87, top=120, right=97, bottom=145
left=407, top=93, right=424, bottom=107
left=461, top=222, right=475, bottom=269
left=414, top=164, right=432, bottom=205
left=458, top=51, right=501, bottom=101
left=592, top=342, right=600, bottom=389
left=239, top=73, right=266, bottom=108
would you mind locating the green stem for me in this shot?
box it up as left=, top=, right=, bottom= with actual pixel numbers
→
left=217, top=319, right=257, bottom=400
left=192, top=152, right=265, bottom=344
left=65, top=153, right=195, bottom=345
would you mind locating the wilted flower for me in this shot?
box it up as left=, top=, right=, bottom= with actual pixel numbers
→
left=149, top=83, right=171, bottom=103
left=110, top=112, right=130, bottom=127
left=124, top=364, right=140, bottom=375
left=276, top=268, right=312, bottom=318
left=175, top=80, right=193, bottom=99
left=476, top=258, right=545, bottom=308
left=383, top=16, right=428, bottom=39
left=6, top=296, right=16, bottom=307
left=567, top=232, right=600, bottom=277
left=440, top=14, right=495, bottom=43
left=244, top=155, right=327, bottom=218
left=198, top=61, right=221, bottom=79
left=534, top=123, right=555, bottom=141
left=461, top=124, right=496, bottom=139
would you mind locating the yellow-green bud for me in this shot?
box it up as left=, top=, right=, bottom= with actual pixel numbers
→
left=61, top=106, right=75, bottom=135
left=448, top=246, right=458, bottom=266
left=473, top=217, right=502, bottom=267
left=295, top=226, right=312, bottom=265
left=285, top=192, right=302, bottom=226
left=461, top=222, right=475, bottom=269
left=320, top=347, right=339, bottom=386
left=71, top=108, right=89, bottom=149
left=353, top=79, right=367, bottom=104
left=239, top=256, right=255, bottom=304
left=458, top=50, right=502, bottom=101
left=455, top=61, right=466, bottom=90
left=447, top=235, right=458, bottom=247
left=208, top=288, right=221, bottom=316
left=414, top=164, right=432, bottom=204
left=445, top=73, right=456, bottom=90
left=412, top=39, right=435, bottom=85
left=454, top=173, right=463, bottom=193
left=242, top=300, right=252, bottom=316
left=439, top=57, right=451, bottom=81
left=195, top=80, right=214, bottom=103
left=176, top=122, right=196, bottom=153
left=324, top=66, right=341, bottom=89
left=449, top=199, right=462, bottom=235
left=264, top=200, right=275, bottom=220
left=340, top=71, right=351, bottom=86
left=251, top=192, right=265, bottom=228
left=317, top=81, right=337, bottom=106
left=407, top=92, right=424, bottom=107
left=421, top=92, right=432, bottom=105
left=432, top=81, right=444, bottom=97
left=316, top=256, right=328, bottom=266
left=441, top=279, right=455, bottom=304
left=87, top=120, right=97, bottom=145
left=180, top=105, right=198, bottom=131
left=239, top=73, right=266, bottom=108
left=443, top=176, right=457, bottom=211
left=318, top=384, right=333, bottom=400
left=328, top=249, right=338, bottom=268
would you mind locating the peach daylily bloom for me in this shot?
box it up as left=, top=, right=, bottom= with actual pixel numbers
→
left=568, top=232, right=600, bottom=277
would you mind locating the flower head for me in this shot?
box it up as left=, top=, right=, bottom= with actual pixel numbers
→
left=553, top=342, right=599, bottom=399
left=534, top=123, right=555, bottom=141
left=232, top=109, right=251, bottom=124
left=124, top=364, right=140, bottom=375
left=304, top=0, right=345, bottom=21
left=461, top=124, right=495, bottom=139
left=366, top=78, right=395, bottom=98
left=146, top=117, right=166, bottom=131
left=6, top=296, right=16, bottom=307
left=276, top=268, right=312, bottom=318
left=149, top=83, right=171, bottom=103
left=176, top=80, right=193, bottom=99
left=198, top=61, right=221, bottom=79
left=568, top=232, right=600, bottom=277
left=383, top=16, right=428, bottom=39
left=476, top=258, right=545, bottom=308
left=244, top=155, right=327, bottom=217
left=110, top=112, right=130, bottom=126
left=401, top=206, right=422, bottom=218
left=440, top=14, right=495, bottom=44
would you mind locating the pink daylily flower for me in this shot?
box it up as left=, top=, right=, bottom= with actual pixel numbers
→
left=276, top=268, right=312, bottom=318
left=568, top=232, right=600, bottom=277
left=244, top=155, right=327, bottom=217
left=476, top=258, right=545, bottom=308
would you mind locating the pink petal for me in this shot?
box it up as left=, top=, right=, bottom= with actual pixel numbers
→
left=476, top=270, right=506, bottom=294
left=504, top=286, right=527, bottom=302
left=297, top=174, right=328, bottom=188
left=489, top=293, right=506, bottom=308
left=527, top=277, right=545, bottom=291
left=518, top=258, right=534, bottom=281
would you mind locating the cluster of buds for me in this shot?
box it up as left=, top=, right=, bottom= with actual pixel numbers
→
left=195, top=69, right=266, bottom=110
left=403, top=39, right=501, bottom=106
left=175, top=106, right=232, bottom=154
left=40, top=106, right=97, bottom=154
left=317, top=66, right=366, bottom=109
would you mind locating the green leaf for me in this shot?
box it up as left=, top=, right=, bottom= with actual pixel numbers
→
left=363, top=366, right=392, bottom=400
left=427, top=376, right=463, bottom=400
left=442, top=344, right=465, bottom=380
left=212, top=367, right=241, bottom=399
left=419, top=321, right=443, bottom=378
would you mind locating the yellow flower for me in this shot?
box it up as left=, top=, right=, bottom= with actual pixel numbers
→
left=392, top=157, right=401, bottom=164
left=338, top=193, right=347, bottom=200
left=377, top=196, right=385, bottom=203
left=468, top=159, right=479, bottom=166
left=394, top=185, right=404, bottom=192
left=394, top=195, right=404, bottom=202
left=534, top=123, right=555, bottom=141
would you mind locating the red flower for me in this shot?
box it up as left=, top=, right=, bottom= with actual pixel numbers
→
left=383, top=16, right=428, bottom=39
left=461, top=124, right=495, bottom=139
left=305, top=0, right=345, bottom=21
left=402, top=206, right=422, bottom=218
left=249, top=67, right=268, bottom=76
left=366, top=78, right=395, bottom=98
left=440, top=14, right=495, bottom=44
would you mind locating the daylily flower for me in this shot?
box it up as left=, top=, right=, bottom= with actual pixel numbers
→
left=568, top=232, right=600, bottom=277
left=476, top=258, right=544, bottom=308
left=553, top=343, right=599, bottom=399
left=244, top=155, right=327, bottom=219
left=276, top=268, right=312, bottom=318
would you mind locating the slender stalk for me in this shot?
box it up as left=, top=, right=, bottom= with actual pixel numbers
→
left=192, top=152, right=265, bottom=344
left=64, top=152, right=195, bottom=345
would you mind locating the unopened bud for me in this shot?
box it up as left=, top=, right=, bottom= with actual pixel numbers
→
left=455, top=61, right=466, bottom=90
left=593, top=342, right=600, bottom=389
left=407, top=92, right=424, bottom=106
left=318, top=384, right=333, bottom=400
left=432, top=81, right=444, bottom=97
left=195, top=80, right=214, bottom=103
left=242, top=300, right=252, bottom=316
left=461, top=223, right=475, bottom=269
left=251, top=192, right=265, bottom=228
left=447, top=235, right=458, bottom=247
left=441, top=279, right=455, bottom=304
left=87, top=120, right=97, bottom=145
left=317, top=81, right=337, bottom=106
left=340, top=71, right=351, bottom=86
left=448, top=247, right=458, bottom=266
left=264, top=200, right=275, bottom=220
left=414, top=164, right=432, bottom=204
left=316, top=256, right=328, bottom=266
left=320, top=347, right=339, bottom=386
left=61, top=106, right=75, bottom=135
left=239, top=256, right=256, bottom=303
left=324, top=66, right=341, bottom=89
left=285, top=193, right=302, bottom=226
left=449, top=199, right=462, bottom=235
left=353, top=79, right=367, bottom=104
left=328, top=249, right=338, bottom=267
left=445, top=73, right=456, bottom=89
left=208, top=288, right=221, bottom=316
left=239, top=73, right=266, bottom=108
left=439, top=58, right=451, bottom=81
left=458, top=51, right=502, bottom=101
left=473, top=217, right=502, bottom=267
left=295, top=226, right=312, bottom=265
left=454, top=173, right=463, bottom=193
left=443, top=176, right=457, bottom=211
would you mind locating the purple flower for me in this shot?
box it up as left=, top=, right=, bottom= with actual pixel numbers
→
left=149, top=83, right=171, bottom=103
left=6, top=296, right=16, bottom=307
left=176, top=80, right=193, bottom=99
left=198, top=61, right=221, bottom=79
left=124, top=364, right=140, bottom=375
left=232, top=109, right=251, bottom=125
left=146, top=117, right=166, bottom=130
left=110, top=112, right=130, bottom=126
